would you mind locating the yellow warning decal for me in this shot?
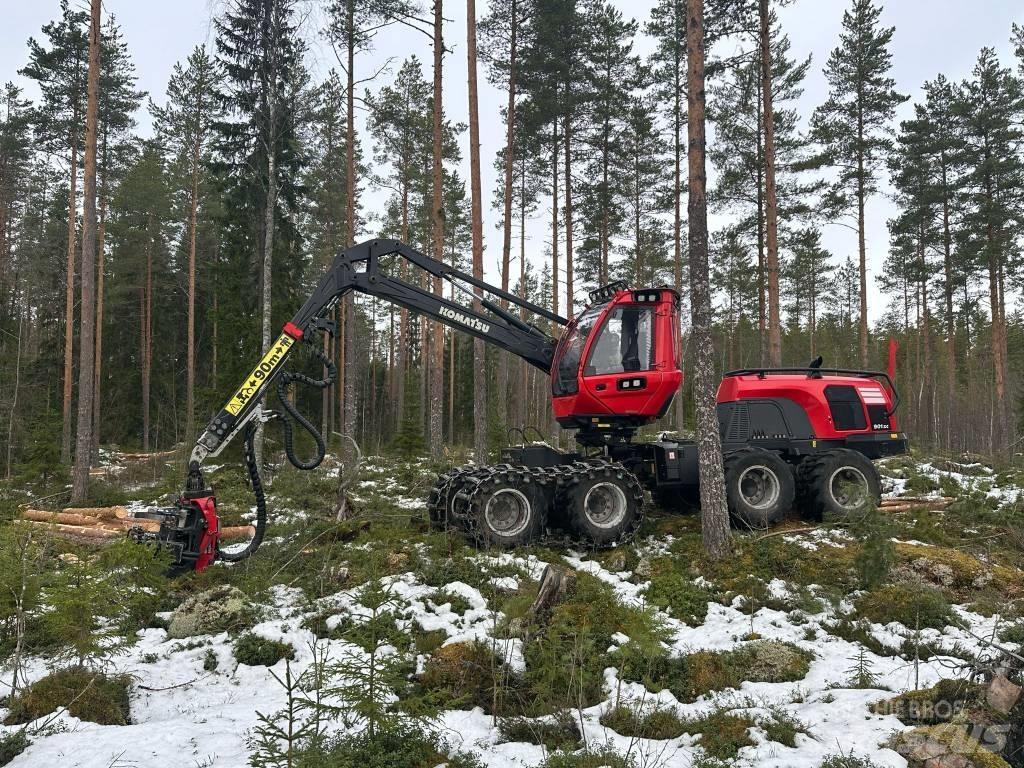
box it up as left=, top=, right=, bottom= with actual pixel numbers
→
left=224, top=334, right=295, bottom=416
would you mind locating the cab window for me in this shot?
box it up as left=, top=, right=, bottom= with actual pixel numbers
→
left=585, top=306, right=655, bottom=376
left=553, top=303, right=605, bottom=396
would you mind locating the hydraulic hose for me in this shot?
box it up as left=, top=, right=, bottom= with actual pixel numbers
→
left=218, top=334, right=336, bottom=563
left=218, top=421, right=267, bottom=562
left=275, top=338, right=338, bottom=470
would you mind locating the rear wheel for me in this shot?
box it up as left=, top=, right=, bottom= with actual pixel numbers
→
left=723, top=448, right=795, bottom=529
left=562, top=461, right=645, bottom=546
left=796, top=449, right=881, bottom=522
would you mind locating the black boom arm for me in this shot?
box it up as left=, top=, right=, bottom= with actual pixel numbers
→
left=188, top=239, right=566, bottom=471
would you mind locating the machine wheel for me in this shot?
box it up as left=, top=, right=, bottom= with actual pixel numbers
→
left=427, top=465, right=479, bottom=530
left=465, top=465, right=545, bottom=547
left=796, top=449, right=881, bottom=522
left=562, top=461, right=645, bottom=547
left=722, top=448, right=795, bottom=529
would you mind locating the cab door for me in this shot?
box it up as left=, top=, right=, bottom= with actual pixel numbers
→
left=579, top=304, right=663, bottom=416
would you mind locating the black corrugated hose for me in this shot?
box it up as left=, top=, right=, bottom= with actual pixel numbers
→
left=219, top=336, right=336, bottom=562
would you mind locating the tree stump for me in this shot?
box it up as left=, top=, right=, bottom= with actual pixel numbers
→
left=529, top=564, right=575, bottom=621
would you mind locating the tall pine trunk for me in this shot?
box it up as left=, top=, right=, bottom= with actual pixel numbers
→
left=760, top=0, right=781, bottom=367
left=687, top=0, right=731, bottom=560
left=564, top=114, right=574, bottom=318
left=71, top=0, right=101, bottom=502
left=342, top=0, right=358, bottom=462
left=61, top=116, right=80, bottom=464
left=468, top=0, right=487, bottom=462
left=429, top=0, right=446, bottom=458
left=672, top=0, right=685, bottom=432
left=856, top=102, right=869, bottom=367
left=496, top=0, right=518, bottom=439
left=91, top=168, right=107, bottom=459
left=186, top=110, right=201, bottom=444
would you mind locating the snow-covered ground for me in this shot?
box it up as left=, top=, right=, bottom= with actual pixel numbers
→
left=2, top=454, right=1022, bottom=767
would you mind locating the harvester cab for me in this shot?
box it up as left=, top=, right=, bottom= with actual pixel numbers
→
left=551, top=282, right=683, bottom=446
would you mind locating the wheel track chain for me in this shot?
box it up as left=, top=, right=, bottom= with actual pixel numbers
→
left=427, top=458, right=645, bottom=549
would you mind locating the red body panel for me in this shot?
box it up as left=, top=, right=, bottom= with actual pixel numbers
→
left=188, top=494, right=220, bottom=572
left=716, top=374, right=898, bottom=438
left=551, top=289, right=682, bottom=424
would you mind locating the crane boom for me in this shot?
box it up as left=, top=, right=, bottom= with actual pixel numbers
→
left=188, top=239, right=566, bottom=476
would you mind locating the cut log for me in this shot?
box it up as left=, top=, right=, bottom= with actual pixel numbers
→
left=221, top=525, right=257, bottom=541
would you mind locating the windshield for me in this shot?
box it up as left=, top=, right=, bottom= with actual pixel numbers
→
left=552, top=303, right=605, bottom=396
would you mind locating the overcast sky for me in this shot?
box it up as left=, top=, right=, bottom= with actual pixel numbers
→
left=3, top=0, right=1023, bottom=321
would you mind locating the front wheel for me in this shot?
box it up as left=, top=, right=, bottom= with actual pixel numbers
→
left=722, top=448, right=795, bottom=529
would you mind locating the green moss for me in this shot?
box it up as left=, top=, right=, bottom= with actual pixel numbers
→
left=232, top=633, right=296, bottom=667
left=417, top=640, right=522, bottom=715
left=430, top=590, right=473, bottom=615
left=854, top=583, right=953, bottom=630
left=539, top=745, right=634, bottom=768
left=523, top=573, right=668, bottom=713
left=616, top=640, right=812, bottom=703
left=498, top=710, right=582, bottom=751
left=688, top=710, right=756, bottom=760
left=0, top=730, right=29, bottom=766
left=761, top=707, right=808, bottom=747
left=891, top=724, right=1012, bottom=768
left=818, top=757, right=884, bottom=768
left=3, top=667, right=131, bottom=726
left=873, top=679, right=985, bottom=725
left=167, top=584, right=256, bottom=639
left=906, top=473, right=940, bottom=494
left=299, top=721, right=484, bottom=768
left=998, top=622, right=1024, bottom=644
left=643, top=572, right=711, bottom=624
left=599, top=704, right=687, bottom=740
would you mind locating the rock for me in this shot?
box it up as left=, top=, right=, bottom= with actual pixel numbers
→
left=603, top=550, right=628, bottom=572
left=167, top=585, right=256, bottom=639
left=635, top=557, right=652, bottom=579
left=986, top=674, right=1022, bottom=715
left=891, top=724, right=1012, bottom=768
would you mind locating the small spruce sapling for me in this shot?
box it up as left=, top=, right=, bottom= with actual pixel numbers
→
left=851, top=502, right=895, bottom=589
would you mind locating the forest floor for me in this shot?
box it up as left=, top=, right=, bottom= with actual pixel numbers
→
left=1, top=447, right=1023, bottom=768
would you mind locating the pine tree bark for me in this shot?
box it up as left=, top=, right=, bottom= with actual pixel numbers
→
left=687, top=0, right=731, bottom=560
left=940, top=157, right=955, bottom=446
left=61, top=107, right=81, bottom=465
left=856, top=103, right=869, bottom=367
left=342, top=0, right=358, bottom=463
left=468, top=0, right=487, bottom=462
left=91, top=167, right=107, bottom=459
left=495, top=0, right=518, bottom=440
left=672, top=0, right=686, bottom=432
left=71, top=0, right=101, bottom=503
left=760, top=0, right=781, bottom=367
left=429, top=0, right=446, bottom=459
left=186, top=96, right=202, bottom=445
left=564, top=115, right=574, bottom=319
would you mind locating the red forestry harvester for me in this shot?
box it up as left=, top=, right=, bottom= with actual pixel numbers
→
left=129, top=240, right=907, bottom=572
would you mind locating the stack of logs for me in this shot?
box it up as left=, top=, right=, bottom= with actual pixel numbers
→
left=18, top=506, right=255, bottom=546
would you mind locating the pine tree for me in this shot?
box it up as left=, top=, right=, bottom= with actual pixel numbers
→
left=687, top=0, right=731, bottom=560
left=953, top=48, right=1024, bottom=453
left=0, top=84, right=32, bottom=304
left=92, top=17, right=145, bottom=457
left=783, top=228, right=833, bottom=359
left=20, top=0, right=89, bottom=464
left=646, top=0, right=687, bottom=430
left=70, top=0, right=101, bottom=503
left=810, top=0, right=906, bottom=367
left=151, top=46, right=223, bottom=444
